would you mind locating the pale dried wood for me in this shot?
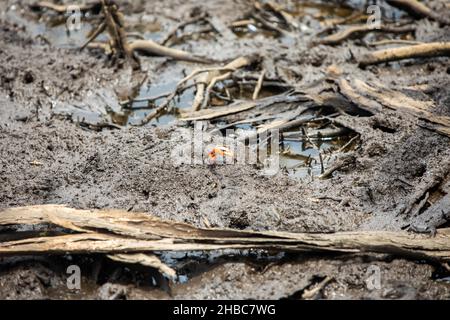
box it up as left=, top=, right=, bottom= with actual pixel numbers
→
left=107, top=253, right=176, bottom=279
left=317, top=24, right=415, bottom=45
left=386, top=0, right=450, bottom=25
left=1, top=205, right=450, bottom=261
left=337, top=78, right=450, bottom=138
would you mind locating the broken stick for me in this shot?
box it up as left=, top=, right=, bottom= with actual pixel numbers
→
left=359, top=42, right=450, bottom=67
left=386, top=0, right=450, bottom=25
left=252, top=69, right=266, bottom=100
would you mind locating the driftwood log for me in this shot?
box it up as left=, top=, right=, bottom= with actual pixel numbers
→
left=0, top=205, right=450, bottom=262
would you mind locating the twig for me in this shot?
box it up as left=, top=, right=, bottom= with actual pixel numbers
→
left=316, top=24, right=415, bottom=45
left=252, top=69, right=266, bottom=100
left=179, top=56, right=259, bottom=110
left=123, top=82, right=202, bottom=106
left=251, top=13, right=292, bottom=37
left=367, top=39, right=423, bottom=47
left=386, top=0, right=450, bottom=25
left=160, top=12, right=207, bottom=46
left=264, top=1, right=298, bottom=29
left=337, top=134, right=360, bottom=153
left=80, top=21, right=106, bottom=51
left=137, top=91, right=177, bottom=125
left=319, top=154, right=356, bottom=179
left=304, top=128, right=324, bottom=175
left=359, top=42, right=450, bottom=67
left=302, top=276, right=334, bottom=299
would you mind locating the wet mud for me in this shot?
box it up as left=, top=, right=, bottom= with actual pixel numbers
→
left=0, top=0, right=450, bottom=299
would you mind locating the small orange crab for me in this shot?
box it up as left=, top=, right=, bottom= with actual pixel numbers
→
left=207, top=146, right=233, bottom=162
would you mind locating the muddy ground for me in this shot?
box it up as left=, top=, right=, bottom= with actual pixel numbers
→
left=0, top=0, right=450, bottom=299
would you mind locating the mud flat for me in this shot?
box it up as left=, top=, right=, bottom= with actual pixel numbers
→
left=0, top=0, right=450, bottom=299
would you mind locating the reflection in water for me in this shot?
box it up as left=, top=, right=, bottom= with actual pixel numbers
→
left=6, top=8, right=98, bottom=48
left=279, top=134, right=357, bottom=179
left=16, top=0, right=360, bottom=177
left=115, top=81, right=285, bottom=126
left=288, top=1, right=354, bottom=20
left=120, top=81, right=196, bottom=126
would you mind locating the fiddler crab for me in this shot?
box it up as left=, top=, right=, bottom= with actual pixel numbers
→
left=207, top=146, right=233, bottom=163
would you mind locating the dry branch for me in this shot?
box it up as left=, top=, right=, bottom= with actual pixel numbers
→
left=129, top=39, right=214, bottom=64
left=197, top=56, right=258, bottom=110
left=386, top=0, right=450, bottom=25
left=1, top=205, right=450, bottom=261
left=136, top=56, right=256, bottom=125
left=107, top=253, right=176, bottom=279
left=316, top=24, right=415, bottom=45
left=367, top=39, right=423, bottom=47
left=181, top=100, right=258, bottom=121
left=319, top=154, right=356, bottom=179
left=31, top=1, right=101, bottom=13
left=252, top=69, right=266, bottom=100
left=39, top=0, right=213, bottom=68
left=160, top=12, right=207, bottom=46
left=359, top=42, right=450, bottom=67
left=337, top=79, right=383, bottom=115
left=180, top=92, right=308, bottom=121
left=264, top=1, right=298, bottom=30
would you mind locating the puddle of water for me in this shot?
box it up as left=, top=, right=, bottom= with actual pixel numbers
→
left=6, top=8, right=103, bottom=48
left=231, top=0, right=406, bottom=41
left=215, top=118, right=357, bottom=179
left=230, top=1, right=355, bottom=39
left=127, top=21, right=162, bottom=42
left=168, top=24, right=217, bottom=46
left=158, top=249, right=286, bottom=284
left=117, top=80, right=285, bottom=126
left=232, top=23, right=279, bottom=39
left=210, top=81, right=286, bottom=106
left=118, top=81, right=195, bottom=126
left=280, top=133, right=356, bottom=179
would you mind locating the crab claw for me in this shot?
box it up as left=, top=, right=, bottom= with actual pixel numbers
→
left=207, top=146, right=233, bottom=162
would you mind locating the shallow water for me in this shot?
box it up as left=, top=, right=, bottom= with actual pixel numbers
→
left=280, top=133, right=356, bottom=179
left=12, top=1, right=359, bottom=177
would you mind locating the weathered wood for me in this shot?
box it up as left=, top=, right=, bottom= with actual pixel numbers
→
left=181, top=100, right=258, bottom=121
left=129, top=39, right=214, bottom=64
left=1, top=205, right=450, bottom=261
left=317, top=24, right=415, bottom=45
left=107, top=253, right=176, bottom=279
left=180, top=92, right=309, bottom=121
